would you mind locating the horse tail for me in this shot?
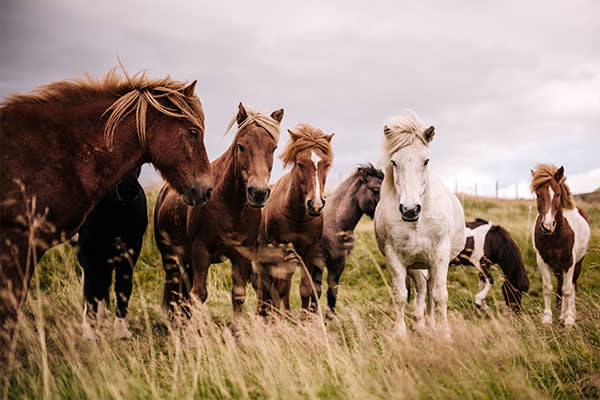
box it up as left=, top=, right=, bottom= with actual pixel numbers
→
left=488, top=225, right=530, bottom=293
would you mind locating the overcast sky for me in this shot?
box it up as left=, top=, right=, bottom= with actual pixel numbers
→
left=2, top=0, right=599, bottom=197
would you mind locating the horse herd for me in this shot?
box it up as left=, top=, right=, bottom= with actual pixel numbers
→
left=0, top=69, right=592, bottom=351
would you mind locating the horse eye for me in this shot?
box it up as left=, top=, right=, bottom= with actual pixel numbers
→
left=188, top=128, right=199, bottom=137
left=390, top=160, right=397, bottom=167
left=325, top=164, right=331, bottom=169
left=424, top=159, right=430, bottom=166
left=271, top=147, right=277, bottom=153
left=372, top=188, right=380, bottom=194
left=556, top=193, right=560, bottom=197
left=237, top=144, right=245, bottom=152
left=297, top=163, right=304, bottom=169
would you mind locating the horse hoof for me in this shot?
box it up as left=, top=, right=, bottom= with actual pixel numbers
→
left=394, top=323, right=408, bottom=338
left=541, top=315, right=553, bottom=325
left=564, top=317, right=575, bottom=327
left=82, top=322, right=96, bottom=340
left=113, top=318, right=132, bottom=340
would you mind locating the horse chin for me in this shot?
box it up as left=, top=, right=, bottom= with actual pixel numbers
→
left=308, top=209, right=322, bottom=217
left=248, top=201, right=266, bottom=208
left=401, top=215, right=419, bottom=222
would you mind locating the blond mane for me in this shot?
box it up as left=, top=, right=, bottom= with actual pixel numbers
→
left=381, top=110, right=429, bottom=161
left=280, top=123, right=333, bottom=168
left=1, top=67, right=205, bottom=150
left=224, top=105, right=281, bottom=142
left=531, top=164, right=575, bottom=209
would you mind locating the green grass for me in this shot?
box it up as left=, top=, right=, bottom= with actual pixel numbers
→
left=2, top=194, right=599, bottom=399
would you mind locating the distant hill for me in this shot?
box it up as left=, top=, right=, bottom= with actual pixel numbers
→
left=575, top=187, right=600, bottom=203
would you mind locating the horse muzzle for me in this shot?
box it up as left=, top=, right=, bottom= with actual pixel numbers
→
left=307, top=199, right=325, bottom=216
left=540, top=221, right=556, bottom=235
left=182, top=182, right=212, bottom=206
left=399, top=203, right=421, bottom=222
left=247, top=185, right=271, bottom=208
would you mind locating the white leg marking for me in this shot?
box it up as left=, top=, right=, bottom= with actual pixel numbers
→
left=537, top=253, right=553, bottom=325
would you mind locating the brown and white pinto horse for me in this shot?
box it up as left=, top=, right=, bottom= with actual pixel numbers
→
left=0, top=69, right=212, bottom=352
left=155, top=103, right=283, bottom=324
left=256, top=124, right=334, bottom=316
left=531, top=164, right=590, bottom=326
left=451, top=219, right=530, bottom=312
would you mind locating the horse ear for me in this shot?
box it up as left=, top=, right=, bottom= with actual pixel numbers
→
left=530, top=169, right=535, bottom=177
left=325, top=133, right=335, bottom=142
left=270, top=108, right=284, bottom=123
left=237, top=102, right=248, bottom=125
left=182, top=80, right=197, bottom=97
left=358, top=167, right=367, bottom=182
left=554, top=166, right=564, bottom=182
left=288, top=129, right=301, bottom=141
left=424, top=126, right=435, bottom=143
left=383, top=125, right=393, bottom=137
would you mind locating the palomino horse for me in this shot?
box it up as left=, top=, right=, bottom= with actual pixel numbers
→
left=77, top=167, right=148, bottom=339
left=155, top=103, right=283, bottom=324
left=0, top=68, right=212, bottom=351
left=374, top=111, right=464, bottom=337
left=531, top=164, right=590, bottom=326
left=451, top=219, right=530, bottom=312
left=256, top=124, right=334, bottom=316
left=319, top=163, right=383, bottom=316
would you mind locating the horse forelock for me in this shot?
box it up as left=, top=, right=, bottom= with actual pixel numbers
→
left=224, top=106, right=281, bottom=143
left=530, top=164, right=575, bottom=209
left=381, top=110, right=428, bottom=162
left=280, top=123, right=333, bottom=168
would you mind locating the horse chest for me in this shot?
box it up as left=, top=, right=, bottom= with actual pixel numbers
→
left=535, top=226, right=574, bottom=271
left=390, top=226, right=438, bottom=267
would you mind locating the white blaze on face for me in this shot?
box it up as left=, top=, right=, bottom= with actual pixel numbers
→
left=311, top=151, right=323, bottom=208
left=543, top=187, right=555, bottom=229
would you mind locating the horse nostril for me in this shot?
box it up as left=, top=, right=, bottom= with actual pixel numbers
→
left=266, top=188, right=271, bottom=197
left=307, top=199, right=313, bottom=209
left=205, top=187, right=212, bottom=200
left=415, top=204, right=421, bottom=213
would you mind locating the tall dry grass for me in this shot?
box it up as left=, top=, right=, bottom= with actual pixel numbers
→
left=2, top=194, right=599, bottom=399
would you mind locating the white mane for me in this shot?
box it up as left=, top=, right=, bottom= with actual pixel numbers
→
left=224, top=105, right=281, bottom=142
left=381, top=110, right=428, bottom=162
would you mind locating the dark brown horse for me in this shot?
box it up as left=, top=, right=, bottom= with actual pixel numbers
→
left=451, top=218, right=530, bottom=312
left=154, top=103, right=283, bottom=324
left=0, top=68, right=212, bottom=351
left=256, top=124, right=334, bottom=316
left=319, top=163, right=383, bottom=316
left=531, top=164, right=590, bottom=326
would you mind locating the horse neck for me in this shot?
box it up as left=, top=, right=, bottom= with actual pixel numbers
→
left=212, top=145, right=246, bottom=208
left=283, top=171, right=310, bottom=222
left=64, top=99, right=145, bottom=206
left=327, top=176, right=363, bottom=231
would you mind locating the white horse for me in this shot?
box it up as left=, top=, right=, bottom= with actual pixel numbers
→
left=374, top=111, right=465, bottom=337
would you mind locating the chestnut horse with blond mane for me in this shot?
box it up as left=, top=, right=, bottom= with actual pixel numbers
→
left=154, top=103, right=283, bottom=325
left=256, top=124, right=334, bottom=316
left=531, top=164, right=590, bottom=326
left=0, top=68, right=212, bottom=352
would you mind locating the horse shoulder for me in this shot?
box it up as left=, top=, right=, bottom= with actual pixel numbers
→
left=564, top=208, right=591, bottom=260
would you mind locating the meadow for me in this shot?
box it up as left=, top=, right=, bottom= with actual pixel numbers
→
left=2, top=193, right=599, bottom=399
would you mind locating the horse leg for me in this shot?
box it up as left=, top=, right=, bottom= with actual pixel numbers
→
left=474, top=257, right=493, bottom=310
left=537, top=253, right=553, bottom=325
left=384, top=246, right=408, bottom=337
left=561, top=263, right=577, bottom=326
left=306, top=249, right=324, bottom=314
left=408, top=269, right=427, bottom=330
left=114, top=257, right=134, bottom=339
left=326, top=257, right=345, bottom=317
left=229, top=253, right=252, bottom=330
left=190, top=241, right=210, bottom=310
left=161, top=248, right=189, bottom=316
left=299, top=266, right=312, bottom=318
left=82, top=256, right=113, bottom=336
left=256, top=266, right=273, bottom=317
left=430, top=250, right=451, bottom=338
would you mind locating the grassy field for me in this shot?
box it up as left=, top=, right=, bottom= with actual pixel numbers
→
left=2, top=193, right=599, bottom=399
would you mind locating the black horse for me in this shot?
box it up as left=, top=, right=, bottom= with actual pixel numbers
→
left=77, top=167, right=147, bottom=338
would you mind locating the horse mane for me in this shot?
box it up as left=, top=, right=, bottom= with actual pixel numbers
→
left=530, top=164, right=575, bottom=209
left=381, top=110, right=428, bottom=162
left=280, top=123, right=333, bottom=168
left=358, top=162, right=384, bottom=180
left=224, top=105, right=280, bottom=142
left=1, top=67, right=205, bottom=151
left=331, top=163, right=384, bottom=197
